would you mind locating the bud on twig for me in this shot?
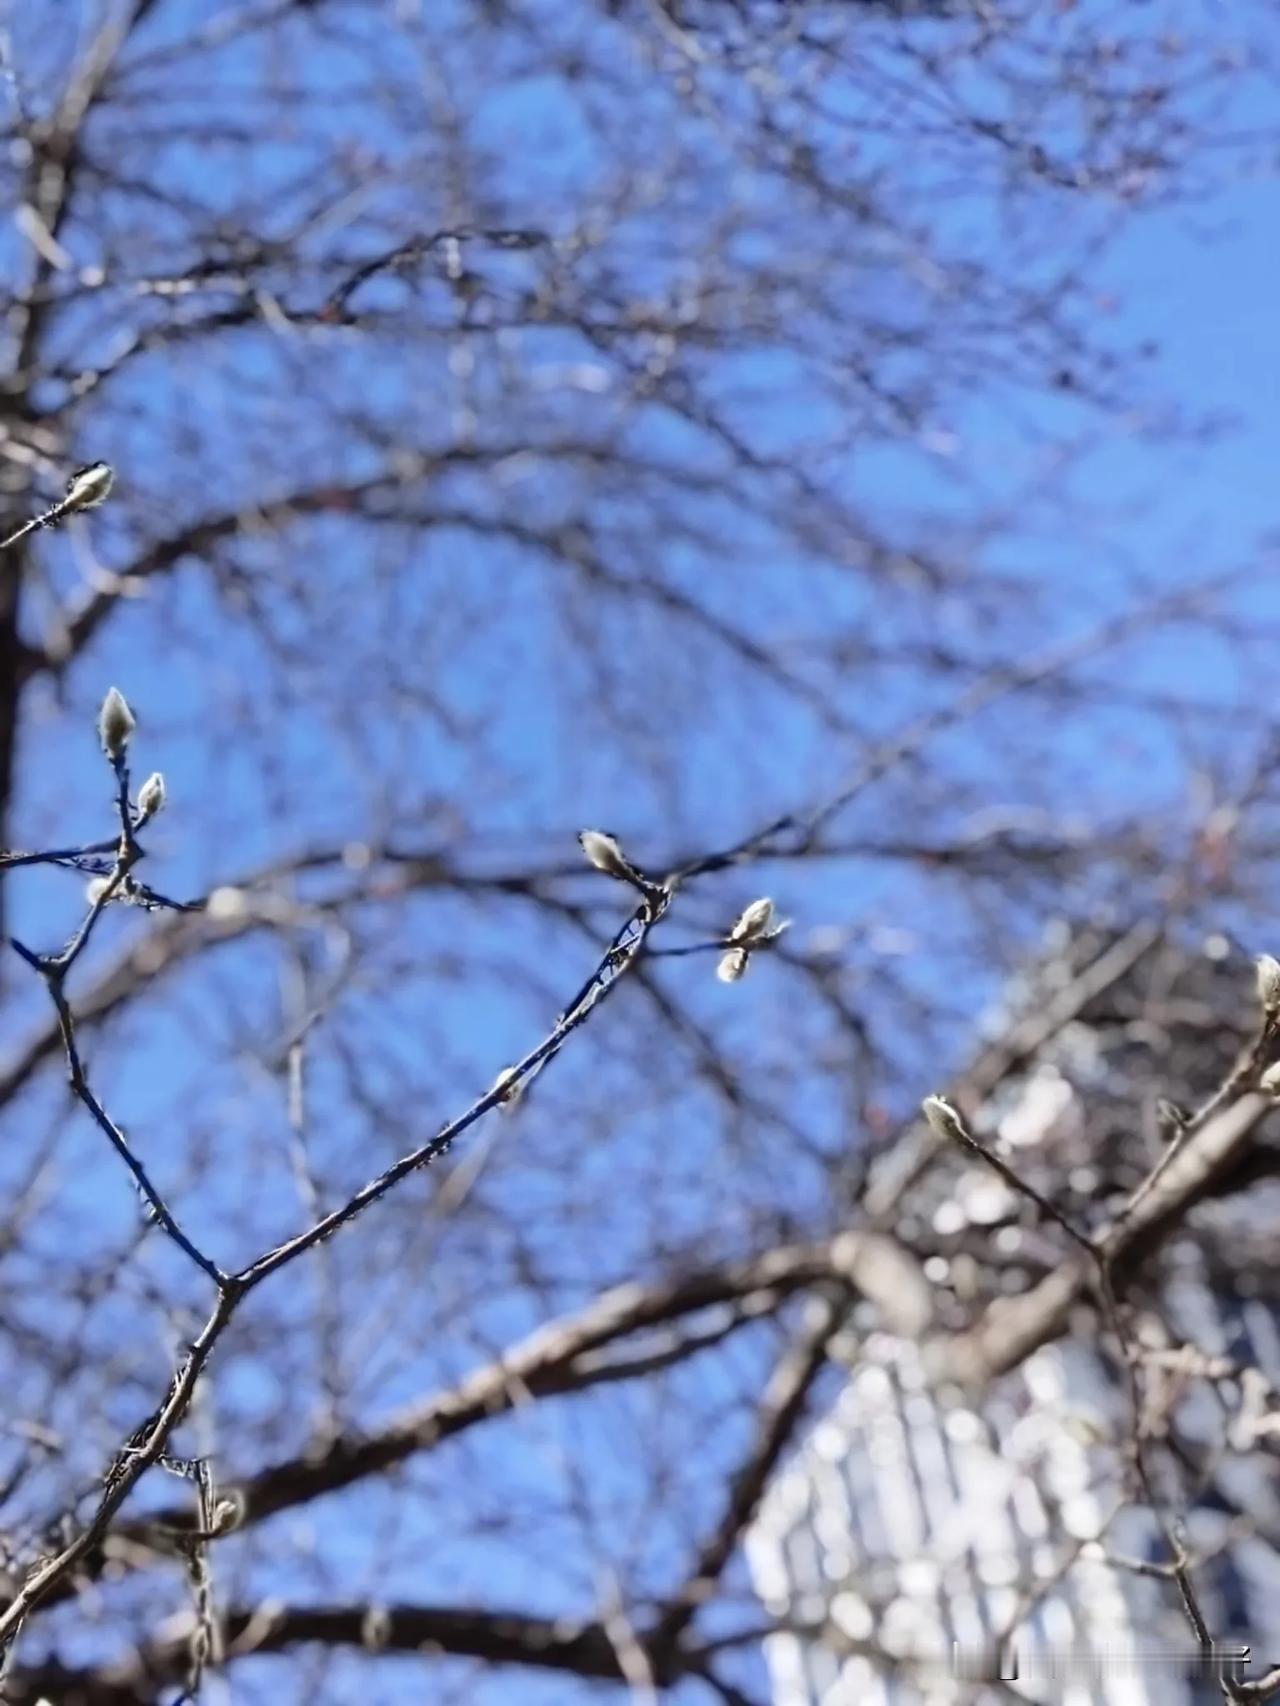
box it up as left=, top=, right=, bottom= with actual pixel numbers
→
left=136, top=772, right=166, bottom=821
left=97, top=686, right=136, bottom=758
left=1258, top=954, right=1280, bottom=1016
left=578, top=829, right=639, bottom=883
left=489, top=1066, right=524, bottom=1113
left=715, top=896, right=791, bottom=985
left=728, top=896, right=790, bottom=946
left=922, top=1094, right=968, bottom=1144
left=208, top=1492, right=244, bottom=1535
left=0, top=462, right=116, bottom=551
left=62, top=461, right=114, bottom=514
left=717, top=947, right=749, bottom=983
left=362, top=1604, right=393, bottom=1651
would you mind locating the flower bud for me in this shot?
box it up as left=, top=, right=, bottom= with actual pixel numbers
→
left=362, top=1604, right=393, bottom=1651
left=97, top=686, right=135, bottom=757
left=208, top=1492, right=244, bottom=1535
left=922, top=1094, right=967, bottom=1143
left=63, top=461, right=114, bottom=513
left=578, top=829, right=634, bottom=881
left=85, top=876, right=113, bottom=906
left=716, top=947, right=749, bottom=983
left=730, top=897, right=774, bottom=941
left=1258, top=955, right=1280, bottom=1015
left=136, top=771, right=166, bottom=821
left=489, top=1066, right=523, bottom=1112
left=729, top=896, right=790, bottom=945
left=206, top=886, right=247, bottom=921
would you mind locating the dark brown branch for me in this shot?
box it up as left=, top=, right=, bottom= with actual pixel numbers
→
left=9, top=752, right=221, bottom=1284
left=1, top=1601, right=642, bottom=1704
left=7, top=1234, right=890, bottom=1616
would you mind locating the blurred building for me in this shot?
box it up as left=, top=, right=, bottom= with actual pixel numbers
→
left=748, top=926, right=1280, bottom=1704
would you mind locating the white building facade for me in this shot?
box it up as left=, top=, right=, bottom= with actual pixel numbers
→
left=749, top=930, right=1280, bottom=1704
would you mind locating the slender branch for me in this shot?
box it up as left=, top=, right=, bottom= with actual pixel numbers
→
left=5, top=1234, right=887, bottom=1612
left=0, top=836, right=117, bottom=869
left=44, top=973, right=224, bottom=1284
left=0, top=1287, right=237, bottom=1656
left=235, top=887, right=670, bottom=1291
left=9, top=751, right=221, bottom=1285
left=923, top=1097, right=1223, bottom=1653
left=0, top=870, right=682, bottom=1642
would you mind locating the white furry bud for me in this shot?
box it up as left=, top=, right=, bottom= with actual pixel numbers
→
left=729, top=897, right=790, bottom=945
left=63, top=461, right=114, bottom=513
left=922, top=1094, right=968, bottom=1144
left=730, top=897, right=773, bottom=941
left=1257, top=954, right=1280, bottom=1016
left=85, top=876, right=113, bottom=906
left=578, top=829, right=633, bottom=881
left=208, top=1492, right=244, bottom=1535
left=136, top=772, right=166, bottom=821
left=489, top=1066, right=524, bottom=1112
left=97, top=686, right=135, bottom=757
left=361, top=1604, right=392, bottom=1651
left=206, top=886, right=247, bottom=921
left=716, top=947, right=750, bottom=983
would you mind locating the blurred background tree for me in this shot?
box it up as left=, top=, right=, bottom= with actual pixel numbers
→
left=1, top=1, right=1279, bottom=1701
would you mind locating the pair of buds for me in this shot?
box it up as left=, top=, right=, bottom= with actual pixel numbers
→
left=576, top=830, right=790, bottom=983
left=716, top=896, right=790, bottom=983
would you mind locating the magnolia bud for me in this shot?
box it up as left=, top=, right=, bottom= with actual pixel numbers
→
left=63, top=461, right=114, bottom=512
left=136, top=772, right=166, bottom=821
left=361, top=1604, right=392, bottom=1651
left=208, top=1492, right=244, bottom=1535
left=489, top=1066, right=523, bottom=1112
left=729, top=896, right=790, bottom=945
left=97, top=686, right=135, bottom=757
left=578, top=829, right=633, bottom=881
left=716, top=947, right=749, bottom=983
left=85, top=876, right=113, bottom=906
left=206, top=886, right=246, bottom=921
left=1258, top=955, right=1280, bottom=1015
left=922, top=1094, right=967, bottom=1143
left=730, top=897, right=774, bottom=941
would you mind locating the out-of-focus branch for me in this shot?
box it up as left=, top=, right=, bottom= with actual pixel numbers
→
left=3, top=798, right=817, bottom=1647
left=0, top=862, right=670, bottom=1649
left=28, top=1232, right=911, bottom=1613
left=3, top=1592, right=808, bottom=1703
left=10, top=707, right=220, bottom=1284
left=936, top=1091, right=1275, bottom=1391
left=0, top=1601, right=647, bottom=1703
left=919, top=1000, right=1280, bottom=1663
left=649, top=1293, right=842, bottom=1658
